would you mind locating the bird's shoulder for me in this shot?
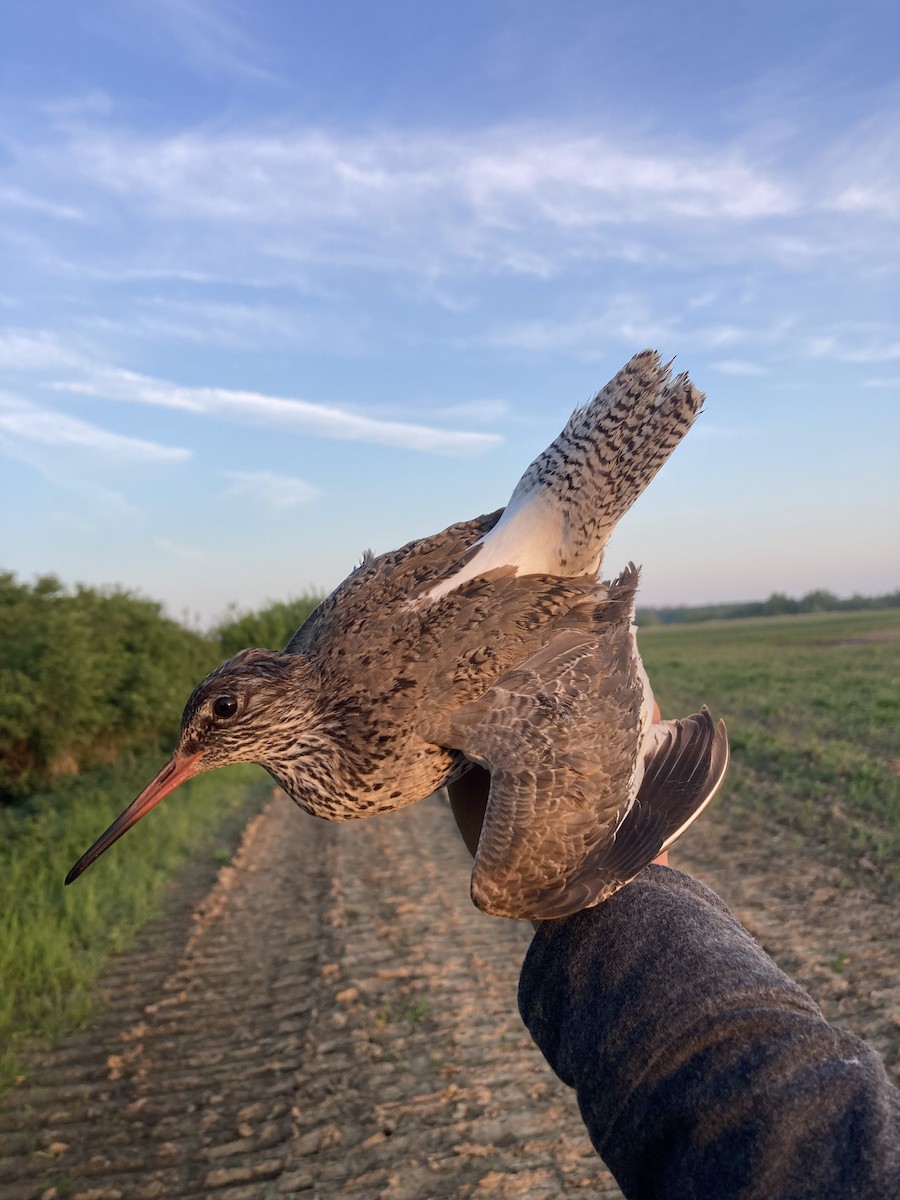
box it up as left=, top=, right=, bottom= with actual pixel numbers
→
left=285, top=509, right=505, bottom=656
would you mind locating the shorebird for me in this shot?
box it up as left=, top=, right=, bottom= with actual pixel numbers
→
left=67, top=350, right=728, bottom=919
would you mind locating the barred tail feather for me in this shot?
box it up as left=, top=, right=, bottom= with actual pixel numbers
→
left=426, top=350, right=703, bottom=601
left=505, top=349, right=704, bottom=576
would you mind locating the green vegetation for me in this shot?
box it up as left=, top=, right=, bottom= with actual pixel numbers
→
left=0, top=572, right=320, bottom=1094
left=216, top=595, right=321, bottom=658
left=0, top=757, right=268, bottom=1092
left=377, top=992, right=430, bottom=1027
left=637, top=587, right=900, bottom=626
left=0, top=573, right=322, bottom=800
left=0, top=573, right=218, bottom=798
left=639, top=608, right=900, bottom=886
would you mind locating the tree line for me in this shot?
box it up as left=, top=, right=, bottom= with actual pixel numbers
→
left=636, top=588, right=900, bottom=626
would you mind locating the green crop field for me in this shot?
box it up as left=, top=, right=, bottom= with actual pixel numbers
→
left=639, top=608, right=900, bottom=886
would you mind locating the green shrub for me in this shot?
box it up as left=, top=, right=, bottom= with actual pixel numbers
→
left=0, top=573, right=218, bottom=799
left=216, top=594, right=322, bottom=656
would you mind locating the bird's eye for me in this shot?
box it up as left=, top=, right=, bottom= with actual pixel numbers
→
left=212, top=695, right=238, bottom=720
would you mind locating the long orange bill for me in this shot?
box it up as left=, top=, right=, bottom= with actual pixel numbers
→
left=65, top=752, right=204, bottom=885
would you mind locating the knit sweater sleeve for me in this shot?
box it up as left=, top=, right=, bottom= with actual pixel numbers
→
left=517, top=865, right=900, bottom=1200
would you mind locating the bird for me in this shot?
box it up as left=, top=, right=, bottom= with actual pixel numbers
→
left=66, top=350, right=728, bottom=919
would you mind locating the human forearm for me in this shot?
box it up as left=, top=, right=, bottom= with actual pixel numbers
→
left=518, top=866, right=900, bottom=1200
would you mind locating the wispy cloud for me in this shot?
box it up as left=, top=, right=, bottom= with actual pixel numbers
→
left=52, top=366, right=502, bottom=455
left=0, top=392, right=190, bottom=461
left=474, top=311, right=676, bottom=357
left=831, top=185, right=898, bottom=218
left=41, top=90, right=113, bottom=121
left=2, top=96, right=897, bottom=311
left=154, top=536, right=208, bottom=562
left=3, top=119, right=808, bottom=295
left=807, top=327, right=900, bottom=364
left=471, top=302, right=762, bottom=359
left=711, top=359, right=768, bottom=376
left=78, top=297, right=371, bottom=355
left=129, top=0, right=274, bottom=82
left=430, top=399, right=511, bottom=424
left=223, top=469, right=318, bottom=508
left=0, top=330, right=93, bottom=371
left=0, top=184, right=84, bottom=222
left=52, top=123, right=796, bottom=229
left=821, top=108, right=900, bottom=221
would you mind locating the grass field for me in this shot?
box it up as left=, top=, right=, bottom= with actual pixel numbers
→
left=0, top=757, right=268, bottom=1092
left=639, top=608, right=900, bottom=886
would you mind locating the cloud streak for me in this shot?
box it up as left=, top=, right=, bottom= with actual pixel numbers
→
left=0, top=184, right=84, bottom=222
left=0, top=117, right=817, bottom=292
left=711, top=359, right=768, bottom=376
left=154, top=535, right=208, bottom=562
left=807, top=326, right=900, bottom=364
left=0, top=330, right=93, bottom=371
left=470, top=302, right=759, bottom=360
left=129, top=0, right=274, bottom=82
left=3, top=99, right=897, bottom=308
left=52, top=367, right=502, bottom=455
left=77, top=297, right=371, bottom=356
left=0, top=392, right=190, bottom=462
left=50, top=123, right=797, bottom=232
left=223, top=469, right=319, bottom=508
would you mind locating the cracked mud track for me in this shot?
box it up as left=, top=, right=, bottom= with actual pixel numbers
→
left=1, top=790, right=898, bottom=1200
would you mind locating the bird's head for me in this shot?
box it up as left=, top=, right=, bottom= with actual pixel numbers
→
left=65, top=648, right=316, bottom=885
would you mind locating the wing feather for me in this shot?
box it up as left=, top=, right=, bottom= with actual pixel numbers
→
left=440, top=625, right=728, bottom=920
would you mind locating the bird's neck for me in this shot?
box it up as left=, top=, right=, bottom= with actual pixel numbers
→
left=262, top=704, right=361, bottom=820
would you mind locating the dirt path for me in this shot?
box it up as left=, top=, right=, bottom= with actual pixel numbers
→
left=1, top=791, right=898, bottom=1200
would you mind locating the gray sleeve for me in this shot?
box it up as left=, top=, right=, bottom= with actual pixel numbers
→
left=518, top=865, right=900, bottom=1200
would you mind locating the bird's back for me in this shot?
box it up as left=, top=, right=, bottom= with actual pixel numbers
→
left=284, top=508, right=505, bottom=657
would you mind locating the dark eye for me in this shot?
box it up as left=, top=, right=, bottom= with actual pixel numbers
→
left=212, top=695, right=238, bottom=720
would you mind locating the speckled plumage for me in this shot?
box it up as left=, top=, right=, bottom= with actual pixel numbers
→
left=68, top=350, right=728, bottom=918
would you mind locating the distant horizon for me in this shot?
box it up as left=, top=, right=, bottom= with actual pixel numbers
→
left=6, top=562, right=897, bottom=635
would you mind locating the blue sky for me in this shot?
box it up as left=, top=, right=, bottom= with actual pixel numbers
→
left=2, top=0, right=898, bottom=627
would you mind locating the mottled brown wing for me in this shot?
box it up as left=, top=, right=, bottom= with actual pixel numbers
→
left=439, top=628, right=729, bottom=920
left=439, top=623, right=646, bottom=919
left=285, top=509, right=506, bottom=656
